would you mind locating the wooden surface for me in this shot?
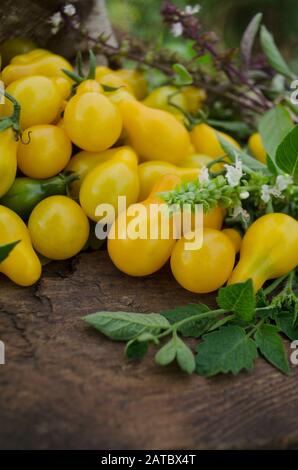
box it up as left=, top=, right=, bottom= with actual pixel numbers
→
left=0, top=251, right=297, bottom=450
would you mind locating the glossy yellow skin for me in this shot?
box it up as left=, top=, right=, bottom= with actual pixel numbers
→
left=190, top=123, right=240, bottom=158
left=10, top=48, right=50, bottom=64
left=17, top=125, right=72, bottom=179
left=2, top=51, right=73, bottom=85
left=64, top=92, right=122, bottom=152
left=138, top=161, right=200, bottom=200
left=108, top=174, right=180, bottom=277
left=171, top=228, right=235, bottom=293
left=28, top=196, right=89, bottom=260
left=181, top=86, right=206, bottom=114
left=4, top=76, right=62, bottom=129
left=222, top=228, right=242, bottom=253
left=76, top=80, right=103, bottom=95
left=202, top=206, right=224, bottom=230
left=66, top=146, right=135, bottom=198
left=142, top=86, right=187, bottom=120
left=114, top=69, right=148, bottom=100
left=0, top=205, right=41, bottom=286
left=248, top=132, right=267, bottom=164
left=229, top=213, right=298, bottom=292
left=95, top=66, right=113, bottom=81
left=118, top=99, right=191, bottom=164
left=0, top=128, right=18, bottom=198
left=51, top=76, right=72, bottom=100
left=79, top=147, right=140, bottom=222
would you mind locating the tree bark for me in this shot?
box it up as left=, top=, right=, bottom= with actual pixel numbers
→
left=0, top=0, right=115, bottom=58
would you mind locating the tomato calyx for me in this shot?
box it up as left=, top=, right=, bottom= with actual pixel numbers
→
left=0, top=91, right=21, bottom=139
left=62, top=49, right=97, bottom=91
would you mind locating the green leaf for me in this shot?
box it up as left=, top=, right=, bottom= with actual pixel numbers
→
left=125, top=340, right=148, bottom=360
left=207, top=119, right=250, bottom=138
left=217, top=133, right=269, bottom=173
left=175, top=337, right=196, bottom=374
left=254, top=324, right=290, bottom=374
left=155, top=338, right=176, bottom=366
left=259, top=105, right=293, bottom=162
left=161, top=303, right=211, bottom=337
left=125, top=332, right=159, bottom=360
left=276, top=312, right=298, bottom=341
left=101, top=84, right=121, bottom=92
left=172, top=63, right=193, bottom=86
left=275, top=125, right=298, bottom=182
left=240, top=13, right=263, bottom=68
left=0, top=241, right=20, bottom=263
left=84, top=311, right=170, bottom=341
left=87, top=49, right=96, bottom=80
left=155, top=335, right=195, bottom=374
left=260, top=26, right=294, bottom=79
left=217, top=280, right=256, bottom=322
left=195, top=326, right=258, bottom=377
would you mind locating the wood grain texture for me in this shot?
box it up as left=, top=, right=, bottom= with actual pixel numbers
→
left=0, top=251, right=297, bottom=450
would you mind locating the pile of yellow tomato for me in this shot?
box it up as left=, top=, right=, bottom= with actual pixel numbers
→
left=0, top=47, right=271, bottom=292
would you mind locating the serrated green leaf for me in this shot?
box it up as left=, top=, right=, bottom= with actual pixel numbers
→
left=195, top=326, right=258, bottom=377
left=217, top=280, right=256, bottom=322
left=259, top=105, right=293, bottom=162
left=161, top=303, right=211, bottom=337
left=254, top=324, right=290, bottom=374
left=240, top=13, right=263, bottom=68
left=155, top=335, right=195, bottom=373
left=275, top=125, right=298, bottom=182
left=84, top=311, right=170, bottom=341
left=0, top=241, right=20, bottom=263
left=260, top=26, right=294, bottom=79
left=155, top=338, right=176, bottom=366
left=175, top=337, right=195, bottom=374
left=276, top=312, right=298, bottom=341
left=217, top=133, right=269, bottom=173
left=172, top=63, right=193, bottom=86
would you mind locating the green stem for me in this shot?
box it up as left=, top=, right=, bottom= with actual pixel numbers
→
left=156, top=308, right=227, bottom=339
left=173, top=308, right=226, bottom=330
left=247, top=318, right=265, bottom=337
left=263, top=272, right=292, bottom=296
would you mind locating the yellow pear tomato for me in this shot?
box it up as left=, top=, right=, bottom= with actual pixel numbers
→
left=17, top=125, right=72, bottom=179
left=4, top=76, right=62, bottom=129
left=171, top=228, right=235, bottom=293
left=64, top=92, right=122, bottom=152
left=28, top=195, right=89, bottom=260
left=190, top=123, right=240, bottom=158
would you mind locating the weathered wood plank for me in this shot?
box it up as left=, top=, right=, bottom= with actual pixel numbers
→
left=0, top=251, right=297, bottom=450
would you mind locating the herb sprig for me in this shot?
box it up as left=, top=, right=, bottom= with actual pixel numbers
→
left=84, top=272, right=297, bottom=377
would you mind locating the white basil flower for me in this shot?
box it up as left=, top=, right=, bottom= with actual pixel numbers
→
left=198, top=166, right=210, bottom=184
left=63, top=3, right=77, bottom=17
left=185, top=5, right=201, bottom=15
left=171, top=22, right=183, bottom=37
left=260, top=184, right=282, bottom=203
left=49, top=12, right=64, bottom=35
left=275, top=174, right=293, bottom=192
left=224, top=157, right=243, bottom=187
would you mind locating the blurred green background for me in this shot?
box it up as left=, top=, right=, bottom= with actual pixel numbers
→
left=106, top=0, right=298, bottom=70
